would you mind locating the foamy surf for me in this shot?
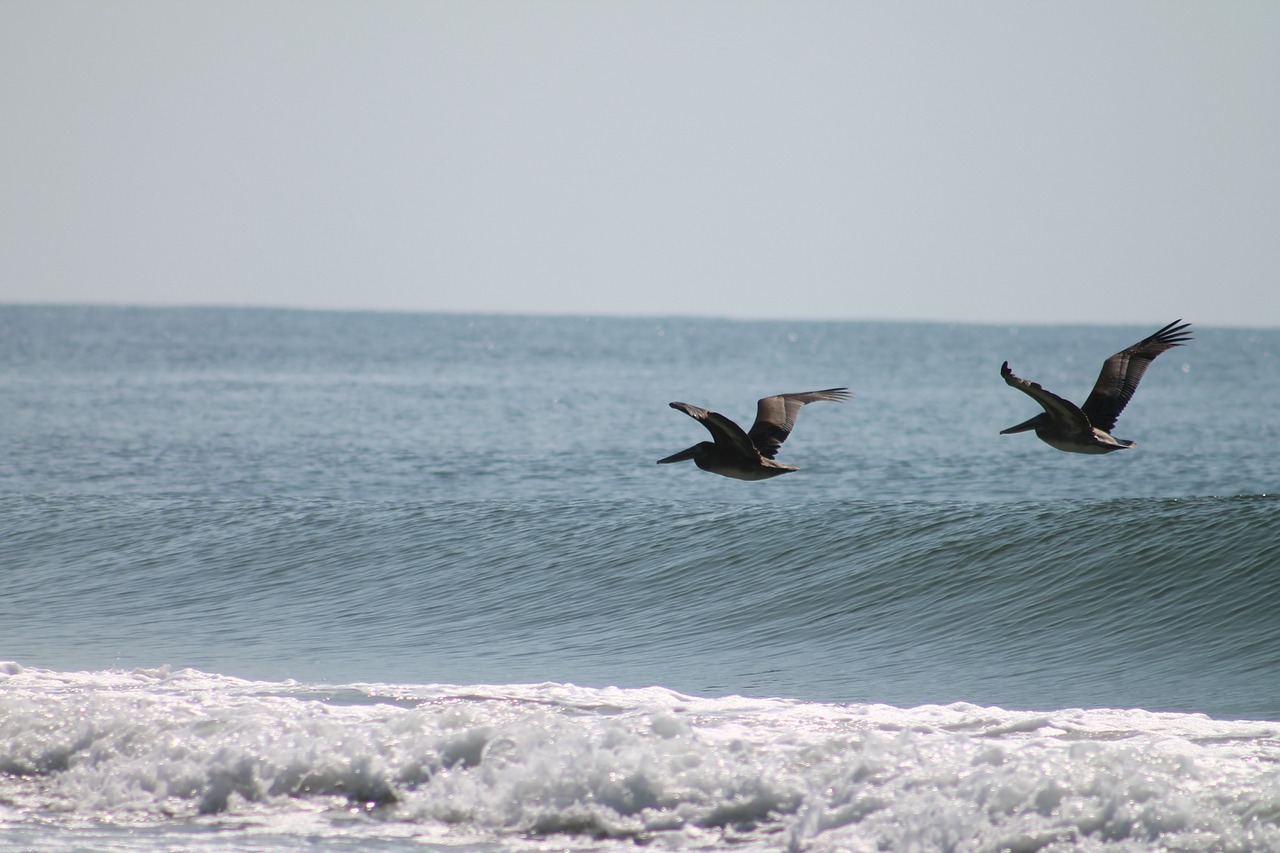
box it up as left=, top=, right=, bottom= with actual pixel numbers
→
left=3, top=663, right=1278, bottom=852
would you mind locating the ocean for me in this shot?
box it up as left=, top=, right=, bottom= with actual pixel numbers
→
left=2, top=305, right=1278, bottom=852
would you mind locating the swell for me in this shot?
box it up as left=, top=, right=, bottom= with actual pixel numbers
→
left=643, top=495, right=1280, bottom=717
left=2, top=494, right=1276, bottom=719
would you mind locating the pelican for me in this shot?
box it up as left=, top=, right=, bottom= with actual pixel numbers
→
left=657, top=388, right=850, bottom=480
left=1000, top=320, right=1192, bottom=454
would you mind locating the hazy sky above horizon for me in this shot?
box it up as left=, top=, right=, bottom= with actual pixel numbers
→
left=2, top=1, right=1278, bottom=327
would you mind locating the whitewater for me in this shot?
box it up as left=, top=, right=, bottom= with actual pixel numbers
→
left=4, top=664, right=1280, bottom=853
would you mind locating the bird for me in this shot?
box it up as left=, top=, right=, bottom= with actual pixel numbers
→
left=657, top=388, right=850, bottom=479
left=999, top=320, right=1192, bottom=454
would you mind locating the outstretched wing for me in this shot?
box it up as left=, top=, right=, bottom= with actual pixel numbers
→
left=1079, top=320, right=1192, bottom=433
left=669, top=402, right=758, bottom=458
left=1000, top=362, right=1092, bottom=432
left=747, top=388, right=851, bottom=459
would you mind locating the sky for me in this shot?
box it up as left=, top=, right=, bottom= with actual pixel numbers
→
left=2, top=1, right=1278, bottom=327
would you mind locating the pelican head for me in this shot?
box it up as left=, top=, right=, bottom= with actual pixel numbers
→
left=657, top=442, right=712, bottom=465
left=1000, top=413, right=1048, bottom=435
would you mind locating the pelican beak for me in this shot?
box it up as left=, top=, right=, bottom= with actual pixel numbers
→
left=1000, top=416, right=1041, bottom=435
left=657, top=445, right=700, bottom=464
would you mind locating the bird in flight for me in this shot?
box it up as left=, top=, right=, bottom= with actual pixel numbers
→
left=1000, top=320, right=1192, bottom=454
left=658, top=388, right=850, bottom=479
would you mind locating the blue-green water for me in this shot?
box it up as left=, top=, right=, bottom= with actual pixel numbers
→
left=2, top=306, right=1278, bottom=851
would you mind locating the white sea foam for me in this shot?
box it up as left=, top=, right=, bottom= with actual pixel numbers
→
left=2, top=663, right=1279, bottom=852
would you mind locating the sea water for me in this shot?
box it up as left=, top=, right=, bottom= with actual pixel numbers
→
left=2, top=305, right=1278, bottom=851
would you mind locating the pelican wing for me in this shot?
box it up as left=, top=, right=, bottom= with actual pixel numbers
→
left=1000, top=362, right=1092, bottom=432
left=747, top=388, right=851, bottom=459
left=1079, top=320, right=1192, bottom=433
left=669, top=402, right=758, bottom=458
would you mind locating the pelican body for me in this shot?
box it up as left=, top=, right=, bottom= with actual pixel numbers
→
left=658, top=388, right=850, bottom=480
left=1000, top=320, right=1192, bottom=454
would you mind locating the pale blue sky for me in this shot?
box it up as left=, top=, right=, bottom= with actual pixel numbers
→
left=3, top=1, right=1278, bottom=326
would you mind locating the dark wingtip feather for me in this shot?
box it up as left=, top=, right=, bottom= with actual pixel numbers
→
left=819, top=387, right=853, bottom=403
left=1150, top=320, right=1194, bottom=348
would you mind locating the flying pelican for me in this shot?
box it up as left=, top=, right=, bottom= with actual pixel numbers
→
left=657, top=388, right=850, bottom=480
left=1000, top=320, right=1192, bottom=454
